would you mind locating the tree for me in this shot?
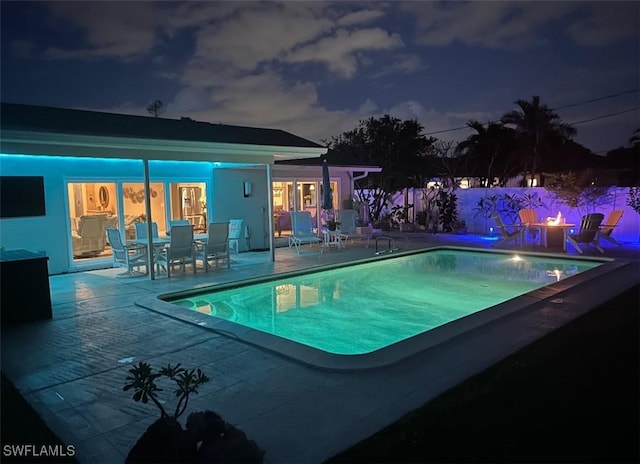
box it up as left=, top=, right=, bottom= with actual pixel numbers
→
left=328, top=115, right=437, bottom=224
left=544, top=169, right=612, bottom=216
left=146, top=100, right=164, bottom=118
left=501, top=96, right=576, bottom=186
left=455, top=120, right=519, bottom=186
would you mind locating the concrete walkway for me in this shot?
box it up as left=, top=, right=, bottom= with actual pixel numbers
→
left=2, top=234, right=639, bottom=463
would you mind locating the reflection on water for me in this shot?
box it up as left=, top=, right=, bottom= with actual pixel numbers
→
left=169, top=250, right=601, bottom=355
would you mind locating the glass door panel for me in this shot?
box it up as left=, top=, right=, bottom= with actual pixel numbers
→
left=168, top=182, right=207, bottom=232
left=122, top=182, right=166, bottom=238
left=67, top=182, right=118, bottom=262
left=273, top=181, right=294, bottom=237
left=297, top=181, right=318, bottom=229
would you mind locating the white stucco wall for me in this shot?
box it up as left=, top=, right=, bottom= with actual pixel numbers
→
left=383, top=187, right=640, bottom=243
left=0, top=155, right=217, bottom=274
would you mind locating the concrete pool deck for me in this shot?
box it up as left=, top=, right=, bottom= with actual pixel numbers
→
left=1, top=234, right=639, bottom=463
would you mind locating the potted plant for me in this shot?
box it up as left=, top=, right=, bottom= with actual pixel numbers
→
left=123, top=362, right=264, bottom=463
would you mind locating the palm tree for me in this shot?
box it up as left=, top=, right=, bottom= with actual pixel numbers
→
left=501, top=96, right=576, bottom=186
left=455, top=120, right=516, bottom=186
left=629, top=128, right=640, bottom=148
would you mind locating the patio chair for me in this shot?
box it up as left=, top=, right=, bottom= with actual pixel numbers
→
left=134, top=222, right=159, bottom=239
left=228, top=219, right=247, bottom=254
left=289, top=211, right=322, bottom=254
left=196, top=222, right=230, bottom=271
left=168, top=220, right=190, bottom=234
left=156, top=224, right=196, bottom=277
left=518, top=208, right=538, bottom=246
left=335, top=209, right=357, bottom=247
left=491, top=212, right=523, bottom=248
left=105, top=227, right=147, bottom=277
left=567, top=213, right=604, bottom=254
left=596, top=210, right=624, bottom=248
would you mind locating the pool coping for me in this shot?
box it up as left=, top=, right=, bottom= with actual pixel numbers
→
left=136, top=246, right=630, bottom=371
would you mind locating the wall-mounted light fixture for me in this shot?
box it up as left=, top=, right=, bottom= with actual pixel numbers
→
left=243, top=180, right=252, bottom=198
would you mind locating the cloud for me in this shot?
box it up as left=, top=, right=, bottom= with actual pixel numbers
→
left=43, top=2, right=161, bottom=60
left=371, top=53, right=425, bottom=78
left=41, top=1, right=241, bottom=60
left=405, top=1, right=574, bottom=49
left=284, top=28, right=404, bottom=78
left=336, top=9, right=385, bottom=26
left=567, top=2, right=640, bottom=47
left=193, top=3, right=333, bottom=71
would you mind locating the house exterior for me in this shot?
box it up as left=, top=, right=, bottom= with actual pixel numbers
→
left=0, top=103, right=377, bottom=275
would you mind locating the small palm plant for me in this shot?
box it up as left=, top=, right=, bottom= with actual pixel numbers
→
left=123, top=362, right=210, bottom=420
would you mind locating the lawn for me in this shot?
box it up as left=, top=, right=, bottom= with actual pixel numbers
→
left=328, top=284, right=639, bottom=463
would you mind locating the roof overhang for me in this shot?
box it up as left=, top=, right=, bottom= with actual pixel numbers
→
left=0, top=130, right=327, bottom=164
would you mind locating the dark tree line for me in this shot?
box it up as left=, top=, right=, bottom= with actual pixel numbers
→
left=327, top=95, right=639, bottom=224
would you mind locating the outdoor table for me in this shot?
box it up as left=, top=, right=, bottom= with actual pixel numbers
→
left=530, top=223, right=575, bottom=252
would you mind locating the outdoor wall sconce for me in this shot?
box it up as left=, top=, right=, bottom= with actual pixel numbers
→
left=243, top=181, right=252, bottom=198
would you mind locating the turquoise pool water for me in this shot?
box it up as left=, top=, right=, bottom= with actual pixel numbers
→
left=165, top=249, right=602, bottom=356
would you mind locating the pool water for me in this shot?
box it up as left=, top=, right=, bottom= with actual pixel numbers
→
left=165, top=249, right=602, bottom=356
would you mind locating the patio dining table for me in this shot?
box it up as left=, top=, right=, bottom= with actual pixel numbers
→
left=129, top=233, right=209, bottom=274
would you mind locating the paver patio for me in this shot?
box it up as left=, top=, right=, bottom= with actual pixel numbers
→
left=2, top=234, right=638, bottom=463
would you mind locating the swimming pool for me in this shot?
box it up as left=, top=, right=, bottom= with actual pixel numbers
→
left=142, top=247, right=614, bottom=369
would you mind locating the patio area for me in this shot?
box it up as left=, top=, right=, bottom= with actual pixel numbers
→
left=1, top=233, right=639, bottom=463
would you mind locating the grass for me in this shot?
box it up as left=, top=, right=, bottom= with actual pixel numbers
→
left=328, top=284, right=639, bottom=463
left=2, top=286, right=638, bottom=464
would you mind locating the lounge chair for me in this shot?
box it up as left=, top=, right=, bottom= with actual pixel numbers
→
left=106, top=227, right=147, bottom=277
left=196, top=222, right=230, bottom=271
left=289, top=211, right=322, bottom=254
left=491, top=212, right=523, bottom=248
left=596, top=210, right=623, bottom=248
left=156, top=224, right=197, bottom=277
left=567, top=213, right=604, bottom=254
left=335, top=209, right=357, bottom=247
left=518, top=208, right=538, bottom=246
left=228, top=219, right=247, bottom=254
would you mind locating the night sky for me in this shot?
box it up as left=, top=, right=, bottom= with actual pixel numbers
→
left=1, top=1, right=638, bottom=153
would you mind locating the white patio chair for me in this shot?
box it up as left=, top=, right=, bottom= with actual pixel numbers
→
left=105, top=227, right=147, bottom=277
left=156, top=224, right=196, bottom=277
left=197, top=222, right=230, bottom=271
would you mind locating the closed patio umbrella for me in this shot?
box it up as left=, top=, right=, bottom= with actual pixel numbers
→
left=321, top=158, right=333, bottom=211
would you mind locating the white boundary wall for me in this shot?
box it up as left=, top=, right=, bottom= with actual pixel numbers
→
left=377, top=187, right=640, bottom=243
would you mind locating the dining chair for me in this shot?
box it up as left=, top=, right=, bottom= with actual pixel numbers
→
left=197, top=222, right=230, bottom=271
left=596, top=210, right=624, bottom=248
left=106, top=227, right=147, bottom=277
left=156, top=224, right=196, bottom=277
left=134, top=222, right=159, bottom=239
left=566, top=213, right=604, bottom=254
left=168, top=220, right=190, bottom=233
